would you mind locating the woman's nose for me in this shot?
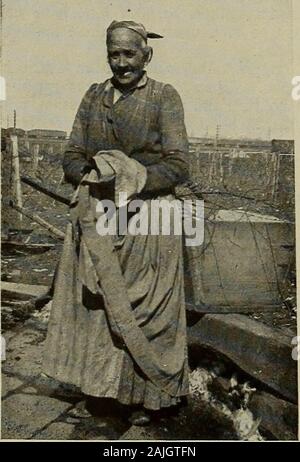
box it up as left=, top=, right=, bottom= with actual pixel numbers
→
left=118, top=55, right=128, bottom=68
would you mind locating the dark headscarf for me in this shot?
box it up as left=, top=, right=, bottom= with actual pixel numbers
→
left=107, top=20, right=163, bottom=43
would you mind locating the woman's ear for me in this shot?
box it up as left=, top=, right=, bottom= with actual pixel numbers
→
left=144, top=46, right=153, bottom=66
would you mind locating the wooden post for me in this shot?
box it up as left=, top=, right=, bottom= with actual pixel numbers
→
left=273, top=154, right=281, bottom=204
left=219, top=152, right=224, bottom=185
left=1, top=136, right=12, bottom=234
left=24, top=133, right=30, bottom=152
left=33, top=144, right=39, bottom=176
left=11, top=134, right=23, bottom=223
left=271, top=153, right=280, bottom=202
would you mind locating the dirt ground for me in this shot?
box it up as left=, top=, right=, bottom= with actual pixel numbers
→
left=2, top=304, right=265, bottom=441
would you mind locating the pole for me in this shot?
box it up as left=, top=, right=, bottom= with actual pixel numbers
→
left=11, top=134, right=23, bottom=223
left=10, top=202, right=65, bottom=240
left=21, top=175, right=70, bottom=205
left=32, top=144, right=39, bottom=176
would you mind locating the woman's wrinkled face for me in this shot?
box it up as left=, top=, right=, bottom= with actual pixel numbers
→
left=107, top=28, right=151, bottom=90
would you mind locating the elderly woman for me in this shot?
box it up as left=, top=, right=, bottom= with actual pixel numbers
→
left=43, top=20, right=190, bottom=425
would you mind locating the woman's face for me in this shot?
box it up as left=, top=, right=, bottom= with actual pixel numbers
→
left=107, top=28, right=151, bottom=90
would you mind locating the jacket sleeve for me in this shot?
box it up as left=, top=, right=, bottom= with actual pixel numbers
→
left=63, top=83, right=98, bottom=186
left=141, top=84, right=190, bottom=194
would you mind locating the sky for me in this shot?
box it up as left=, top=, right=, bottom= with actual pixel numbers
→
left=1, top=0, right=295, bottom=139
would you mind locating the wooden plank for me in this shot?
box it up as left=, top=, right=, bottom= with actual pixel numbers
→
left=2, top=241, right=55, bottom=255
left=249, top=391, right=298, bottom=440
left=1, top=282, right=48, bottom=300
left=10, top=203, right=65, bottom=240
left=21, top=175, right=70, bottom=205
left=188, top=313, right=297, bottom=403
left=184, top=214, right=294, bottom=312
left=186, top=302, right=281, bottom=313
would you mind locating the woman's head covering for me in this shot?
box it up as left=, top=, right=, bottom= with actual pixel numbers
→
left=107, top=20, right=163, bottom=43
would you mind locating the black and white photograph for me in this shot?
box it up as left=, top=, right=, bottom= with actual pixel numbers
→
left=0, top=0, right=299, bottom=442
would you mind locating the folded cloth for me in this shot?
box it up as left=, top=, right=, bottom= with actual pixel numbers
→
left=81, top=150, right=147, bottom=207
